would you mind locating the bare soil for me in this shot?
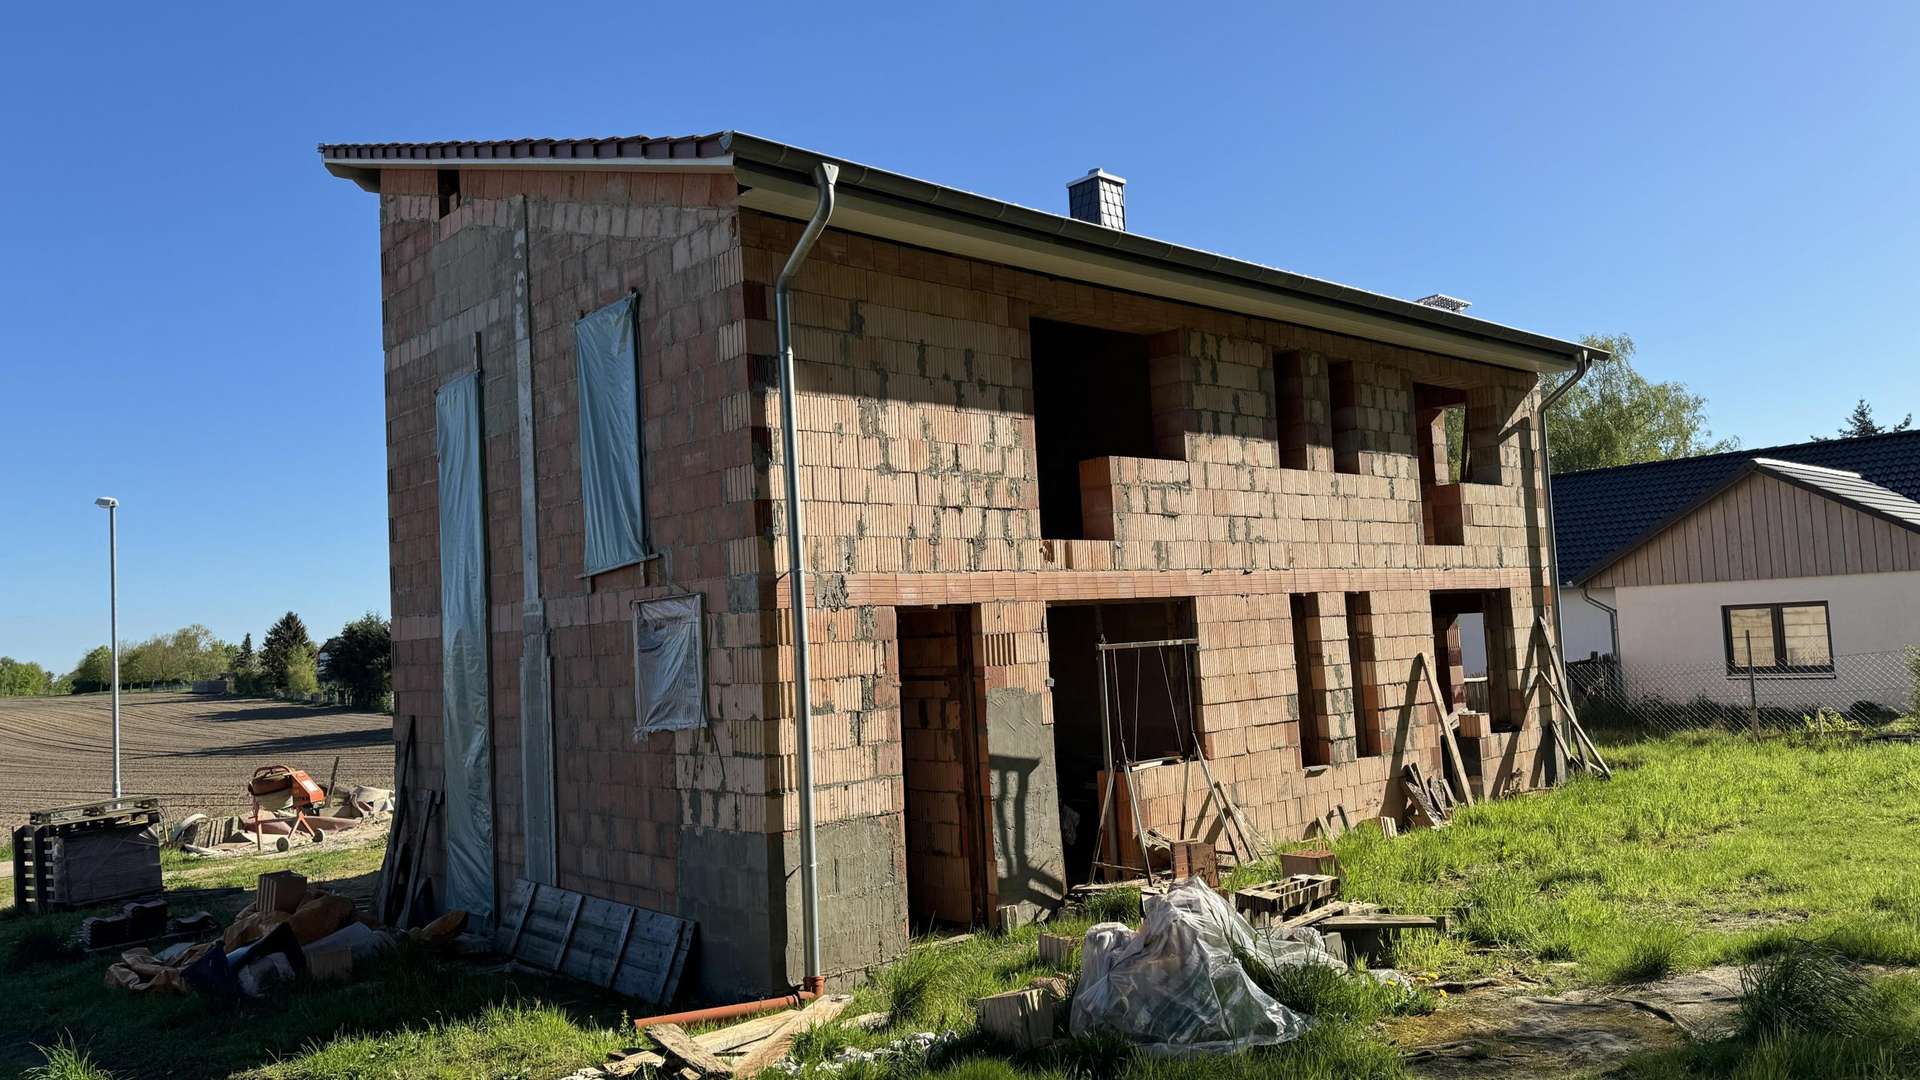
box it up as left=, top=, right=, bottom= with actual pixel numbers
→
left=0, top=691, right=394, bottom=830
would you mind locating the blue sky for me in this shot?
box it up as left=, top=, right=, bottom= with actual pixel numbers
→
left=2, top=1, right=1914, bottom=673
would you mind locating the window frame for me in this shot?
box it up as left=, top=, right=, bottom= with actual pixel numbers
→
left=1721, top=601, right=1834, bottom=677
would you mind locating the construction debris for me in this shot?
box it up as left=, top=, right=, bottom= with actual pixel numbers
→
left=1037, top=932, right=1075, bottom=966
left=1071, top=877, right=1346, bottom=1056
left=1232, top=874, right=1340, bottom=927
left=12, top=796, right=164, bottom=913
left=976, top=986, right=1060, bottom=1050
left=593, top=994, right=855, bottom=1078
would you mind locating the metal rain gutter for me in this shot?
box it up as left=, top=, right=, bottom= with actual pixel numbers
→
left=775, top=160, right=839, bottom=993
left=722, top=132, right=1588, bottom=375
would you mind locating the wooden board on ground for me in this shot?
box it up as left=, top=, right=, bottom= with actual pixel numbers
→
left=730, top=993, right=851, bottom=1075
left=497, top=877, right=694, bottom=1006
left=647, top=1023, right=730, bottom=1077
left=1316, top=912, right=1451, bottom=933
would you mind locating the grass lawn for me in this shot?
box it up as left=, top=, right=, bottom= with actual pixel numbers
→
left=10, top=732, right=1920, bottom=1079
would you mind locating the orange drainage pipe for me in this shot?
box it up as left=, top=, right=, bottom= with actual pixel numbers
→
left=632, top=976, right=824, bottom=1030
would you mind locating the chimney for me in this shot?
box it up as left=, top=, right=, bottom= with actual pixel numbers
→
left=1415, top=294, right=1472, bottom=314
left=1066, top=168, right=1126, bottom=230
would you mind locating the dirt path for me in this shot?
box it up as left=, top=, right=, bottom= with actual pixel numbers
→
left=0, top=692, right=394, bottom=829
left=1390, top=967, right=1748, bottom=1077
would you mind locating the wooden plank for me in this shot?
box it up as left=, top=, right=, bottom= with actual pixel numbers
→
left=699, top=1010, right=802, bottom=1054
left=1276, top=900, right=1350, bottom=930
left=731, top=994, right=851, bottom=1074
left=647, top=1023, right=731, bottom=1077
left=1317, top=912, right=1450, bottom=932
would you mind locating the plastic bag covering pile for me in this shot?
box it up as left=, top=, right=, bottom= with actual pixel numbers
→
left=1070, top=877, right=1346, bottom=1056
left=436, top=372, right=495, bottom=920
left=633, top=594, right=706, bottom=734
left=575, top=295, right=648, bottom=574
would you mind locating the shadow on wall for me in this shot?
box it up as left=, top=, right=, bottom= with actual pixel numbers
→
left=989, top=749, right=1065, bottom=914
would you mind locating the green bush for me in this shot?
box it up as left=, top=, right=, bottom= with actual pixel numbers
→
left=284, top=650, right=319, bottom=698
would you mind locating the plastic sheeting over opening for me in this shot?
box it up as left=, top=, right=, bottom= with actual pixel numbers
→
left=633, top=594, right=707, bottom=736
left=1071, top=877, right=1345, bottom=1056
left=436, top=372, right=496, bottom=921
left=575, top=295, right=648, bottom=574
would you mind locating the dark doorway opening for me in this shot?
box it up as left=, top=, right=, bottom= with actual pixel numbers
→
left=1045, top=599, right=1196, bottom=885
left=897, top=605, right=993, bottom=929
left=1430, top=590, right=1515, bottom=731
left=1291, top=593, right=1332, bottom=767
left=1031, top=318, right=1163, bottom=539
left=1413, top=383, right=1468, bottom=544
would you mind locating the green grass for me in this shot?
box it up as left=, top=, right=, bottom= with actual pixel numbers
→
left=0, top=839, right=630, bottom=1080
left=6, top=733, right=1919, bottom=1078
left=24, top=1036, right=116, bottom=1080
left=1226, top=732, right=1920, bottom=986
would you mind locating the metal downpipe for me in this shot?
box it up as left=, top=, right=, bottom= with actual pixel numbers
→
left=776, top=161, right=839, bottom=990
left=1538, top=348, right=1592, bottom=777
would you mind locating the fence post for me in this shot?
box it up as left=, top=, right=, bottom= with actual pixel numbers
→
left=1745, top=630, right=1760, bottom=738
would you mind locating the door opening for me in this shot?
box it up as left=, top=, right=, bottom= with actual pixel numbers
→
left=897, top=605, right=993, bottom=929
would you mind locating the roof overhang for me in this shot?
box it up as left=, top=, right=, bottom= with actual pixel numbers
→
left=319, top=130, right=1593, bottom=374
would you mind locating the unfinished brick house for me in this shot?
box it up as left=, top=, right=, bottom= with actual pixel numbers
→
left=321, top=132, right=1585, bottom=1000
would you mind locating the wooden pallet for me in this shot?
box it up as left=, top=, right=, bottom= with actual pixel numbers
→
left=13, top=801, right=164, bottom=914
left=28, top=796, right=162, bottom=828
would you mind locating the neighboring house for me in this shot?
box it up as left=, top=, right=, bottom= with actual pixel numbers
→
left=320, top=132, right=1581, bottom=998
left=1554, top=432, right=1920, bottom=709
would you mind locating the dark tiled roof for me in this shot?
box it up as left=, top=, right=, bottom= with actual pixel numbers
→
left=1556, top=430, right=1920, bottom=584
left=318, top=133, right=731, bottom=164
left=1751, top=458, right=1920, bottom=532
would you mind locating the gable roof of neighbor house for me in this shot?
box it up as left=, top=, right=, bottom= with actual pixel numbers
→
left=317, top=131, right=1592, bottom=375
left=1557, top=430, right=1920, bottom=585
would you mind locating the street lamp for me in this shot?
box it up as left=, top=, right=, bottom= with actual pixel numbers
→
left=95, top=496, right=121, bottom=799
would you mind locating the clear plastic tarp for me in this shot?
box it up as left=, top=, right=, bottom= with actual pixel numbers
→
left=633, top=594, right=707, bottom=735
left=1071, top=877, right=1346, bottom=1056
left=436, top=372, right=495, bottom=921
left=575, top=296, right=648, bottom=574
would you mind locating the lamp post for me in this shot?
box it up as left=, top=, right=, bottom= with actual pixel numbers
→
left=95, top=496, right=121, bottom=799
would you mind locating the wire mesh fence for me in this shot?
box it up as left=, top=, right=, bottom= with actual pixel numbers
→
left=1568, top=646, right=1920, bottom=739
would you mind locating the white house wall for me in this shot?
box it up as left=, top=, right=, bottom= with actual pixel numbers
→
left=1614, top=570, right=1920, bottom=710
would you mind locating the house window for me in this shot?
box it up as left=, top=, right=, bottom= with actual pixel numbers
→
left=1723, top=603, right=1833, bottom=676
left=576, top=294, right=650, bottom=574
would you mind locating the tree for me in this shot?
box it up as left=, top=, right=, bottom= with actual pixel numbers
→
left=1543, top=334, right=1737, bottom=474
left=68, top=645, right=114, bottom=693
left=1815, top=399, right=1912, bottom=441
left=234, top=633, right=255, bottom=673
left=0, top=657, right=55, bottom=697
left=318, top=613, right=392, bottom=709
left=284, top=649, right=319, bottom=698
left=261, top=612, right=314, bottom=692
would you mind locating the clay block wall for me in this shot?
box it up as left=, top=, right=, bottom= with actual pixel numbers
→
left=376, top=165, right=799, bottom=995
left=740, top=207, right=1559, bottom=857
left=897, top=607, right=978, bottom=927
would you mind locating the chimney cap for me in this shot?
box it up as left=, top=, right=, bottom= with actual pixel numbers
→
left=1415, top=294, right=1472, bottom=314
left=1067, top=167, right=1127, bottom=188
